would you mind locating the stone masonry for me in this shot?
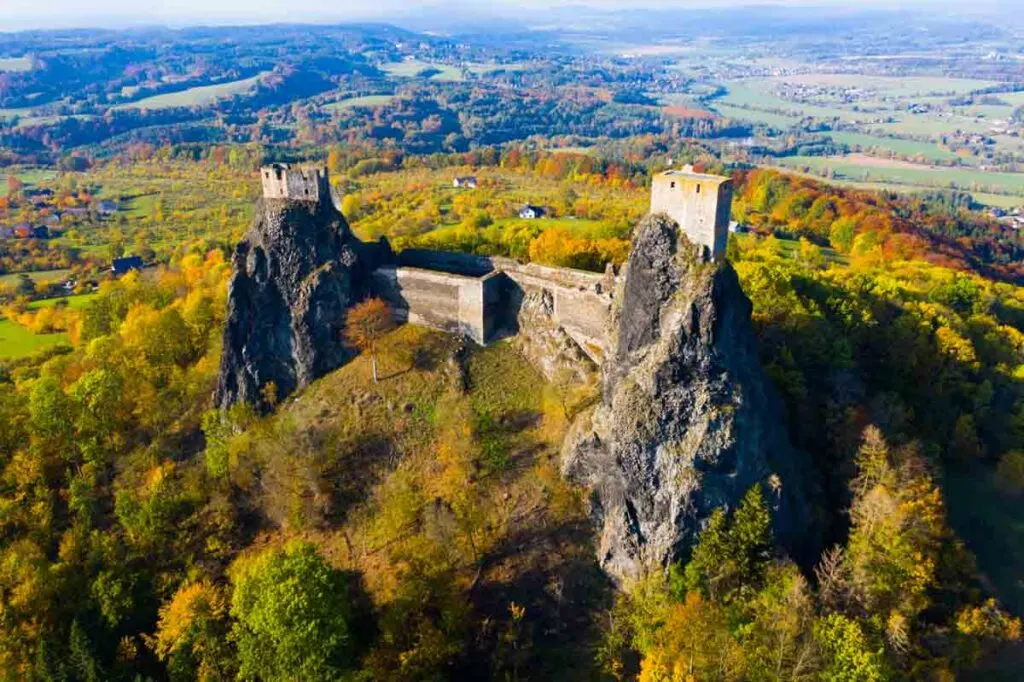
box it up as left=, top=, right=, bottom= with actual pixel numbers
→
left=248, top=164, right=733, bottom=367
left=650, top=165, right=733, bottom=261
left=260, top=163, right=331, bottom=203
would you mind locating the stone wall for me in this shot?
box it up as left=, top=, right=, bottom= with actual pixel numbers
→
left=396, top=248, right=495, bottom=277
left=371, top=265, right=496, bottom=345
left=650, top=167, right=733, bottom=260
left=499, top=262, right=615, bottom=361
left=372, top=250, right=617, bottom=362
left=261, top=164, right=329, bottom=203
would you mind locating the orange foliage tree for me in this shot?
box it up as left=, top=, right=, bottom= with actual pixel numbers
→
left=344, top=298, right=396, bottom=383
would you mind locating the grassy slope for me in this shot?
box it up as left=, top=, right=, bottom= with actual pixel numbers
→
left=0, top=292, right=94, bottom=359
left=0, top=318, right=68, bottom=357
left=775, top=155, right=1024, bottom=196
left=0, top=269, right=74, bottom=286
left=324, top=95, right=396, bottom=112
left=252, top=324, right=606, bottom=674
left=114, top=73, right=269, bottom=110
left=27, top=292, right=98, bottom=310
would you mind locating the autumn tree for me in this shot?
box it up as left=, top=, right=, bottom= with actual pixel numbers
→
left=845, top=427, right=945, bottom=652
left=344, top=297, right=396, bottom=383
left=230, top=542, right=355, bottom=681
left=153, top=581, right=235, bottom=681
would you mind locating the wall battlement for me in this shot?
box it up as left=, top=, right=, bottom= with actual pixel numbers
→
left=650, top=165, right=733, bottom=261
left=260, top=163, right=330, bottom=203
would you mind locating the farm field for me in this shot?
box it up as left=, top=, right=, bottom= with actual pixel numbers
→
left=0, top=57, right=33, bottom=72
left=823, top=131, right=961, bottom=162
left=382, top=60, right=464, bottom=81
left=0, top=268, right=74, bottom=287
left=711, top=103, right=801, bottom=128
left=762, top=167, right=1024, bottom=209
left=114, top=73, right=269, bottom=110
left=770, top=74, right=999, bottom=97
left=0, top=317, right=69, bottom=358
left=869, top=115, right=993, bottom=137
left=324, top=94, right=397, bottom=112
left=774, top=154, right=1024, bottom=197
left=718, top=82, right=864, bottom=122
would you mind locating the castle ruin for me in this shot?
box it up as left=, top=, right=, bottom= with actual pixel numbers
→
left=261, top=163, right=330, bottom=203
left=251, top=163, right=731, bottom=362
left=650, top=165, right=733, bottom=261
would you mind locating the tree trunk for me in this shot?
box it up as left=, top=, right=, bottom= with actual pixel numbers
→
left=372, top=353, right=379, bottom=383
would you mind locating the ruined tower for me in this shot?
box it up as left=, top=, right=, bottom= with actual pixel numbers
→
left=650, top=165, right=733, bottom=260
left=260, top=163, right=330, bottom=203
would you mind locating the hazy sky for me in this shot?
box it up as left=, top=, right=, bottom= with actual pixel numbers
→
left=0, top=0, right=997, bottom=31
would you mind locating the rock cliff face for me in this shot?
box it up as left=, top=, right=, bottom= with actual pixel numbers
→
left=215, top=198, right=379, bottom=410
left=511, top=288, right=599, bottom=386
left=563, top=214, right=812, bottom=583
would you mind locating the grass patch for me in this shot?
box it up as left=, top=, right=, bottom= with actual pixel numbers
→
left=3, top=167, right=58, bottom=187
left=0, top=106, right=36, bottom=120
left=381, top=60, right=464, bottom=82
left=733, top=232, right=849, bottom=267
left=0, top=269, right=74, bottom=287
left=114, top=73, right=269, bottom=110
left=0, top=318, right=69, bottom=358
left=0, top=57, right=32, bottom=73
left=774, top=155, right=1024, bottom=196
left=324, top=95, right=396, bottom=112
left=27, top=293, right=98, bottom=310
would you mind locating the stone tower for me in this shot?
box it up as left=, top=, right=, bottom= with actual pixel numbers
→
left=650, top=165, right=733, bottom=260
left=260, top=163, right=330, bottom=203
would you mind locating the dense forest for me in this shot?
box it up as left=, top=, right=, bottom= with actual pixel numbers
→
left=3, top=5, right=1024, bottom=679
left=0, top=141, right=1022, bottom=679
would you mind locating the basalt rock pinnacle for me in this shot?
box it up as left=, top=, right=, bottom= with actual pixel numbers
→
left=215, top=197, right=379, bottom=411
left=563, top=213, right=812, bottom=583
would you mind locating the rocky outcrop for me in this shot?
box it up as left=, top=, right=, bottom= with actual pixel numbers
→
left=215, top=197, right=381, bottom=411
left=563, top=214, right=812, bottom=584
left=512, top=287, right=599, bottom=386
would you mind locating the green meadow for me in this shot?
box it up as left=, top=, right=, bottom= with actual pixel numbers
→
left=0, top=318, right=69, bottom=358
left=115, top=73, right=269, bottom=110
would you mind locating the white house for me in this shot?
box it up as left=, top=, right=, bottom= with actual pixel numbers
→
left=519, top=204, right=546, bottom=219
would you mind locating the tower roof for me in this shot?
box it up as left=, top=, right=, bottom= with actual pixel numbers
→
left=657, top=164, right=730, bottom=184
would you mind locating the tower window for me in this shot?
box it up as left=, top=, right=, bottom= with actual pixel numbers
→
left=670, top=181, right=676, bottom=188
left=696, top=184, right=701, bottom=194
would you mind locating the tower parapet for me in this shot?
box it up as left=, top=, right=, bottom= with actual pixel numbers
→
left=260, top=163, right=330, bottom=203
left=650, top=165, right=733, bottom=260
